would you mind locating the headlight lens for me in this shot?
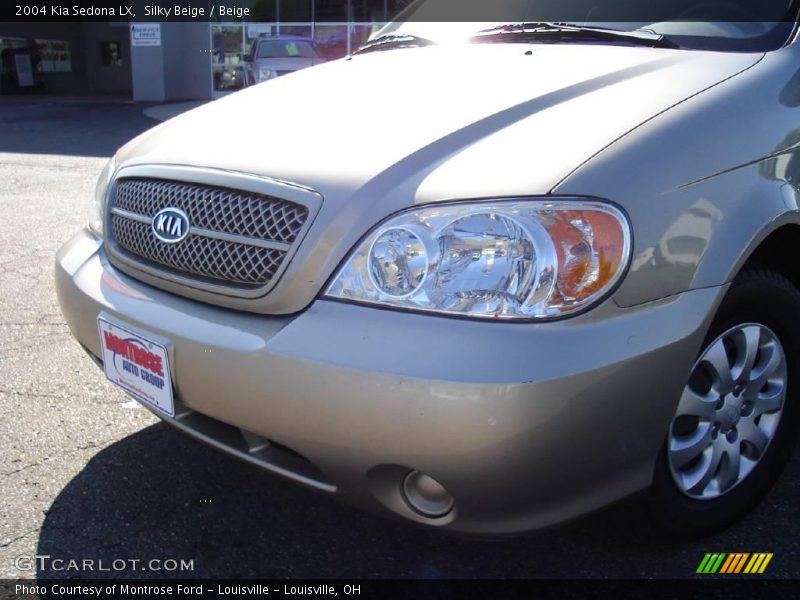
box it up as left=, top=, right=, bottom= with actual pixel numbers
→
left=257, top=67, right=276, bottom=82
left=325, top=199, right=631, bottom=320
left=88, top=157, right=115, bottom=237
left=369, top=227, right=430, bottom=297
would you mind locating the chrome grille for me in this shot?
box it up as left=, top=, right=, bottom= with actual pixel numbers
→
left=109, top=178, right=309, bottom=289
left=114, top=179, right=308, bottom=244
left=111, top=217, right=285, bottom=285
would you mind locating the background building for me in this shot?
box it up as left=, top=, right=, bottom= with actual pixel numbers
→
left=0, top=0, right=411, bottom=101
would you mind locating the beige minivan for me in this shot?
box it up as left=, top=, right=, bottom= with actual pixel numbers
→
left=57, top=6, right=800, bottom=538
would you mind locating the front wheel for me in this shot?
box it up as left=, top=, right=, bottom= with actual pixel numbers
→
left=648, top=266, right=800, bottom=539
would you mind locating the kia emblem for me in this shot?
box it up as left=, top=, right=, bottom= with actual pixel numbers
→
left=151, top=208, right=190, bottom=243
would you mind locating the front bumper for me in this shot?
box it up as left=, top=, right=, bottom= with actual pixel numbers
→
left=56, top=228, right=724, bottom=535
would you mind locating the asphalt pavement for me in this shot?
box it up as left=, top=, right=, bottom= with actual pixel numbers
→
left=0, top=99, right=798, bottom=581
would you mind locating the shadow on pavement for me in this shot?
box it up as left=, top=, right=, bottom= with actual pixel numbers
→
left=0, top=102, right=157, bottom=158
left=33, top=421, right=729, bottom=580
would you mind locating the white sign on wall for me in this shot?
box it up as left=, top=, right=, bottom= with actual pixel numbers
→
left=130, top=23, right=161, bottom=47
left=14, top=54, right=34, bottom=87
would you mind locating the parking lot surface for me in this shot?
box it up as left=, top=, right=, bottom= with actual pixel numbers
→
left=0, top=100, right=798, bottom=580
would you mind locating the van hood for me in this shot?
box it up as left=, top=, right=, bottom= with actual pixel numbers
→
left=113, top=43, right=762, bottom=314
left=119, top=43, right=760, bottom=203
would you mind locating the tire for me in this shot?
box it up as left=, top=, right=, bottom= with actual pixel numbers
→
left=647, top=266, right=800, bottom=539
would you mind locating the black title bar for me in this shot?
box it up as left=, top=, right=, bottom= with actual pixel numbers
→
left=2, top=579, right=800, bottom=600
left=3, top=0, right=800, bottom=23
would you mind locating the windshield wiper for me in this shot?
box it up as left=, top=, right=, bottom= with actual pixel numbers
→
left=472, top=22, right=678, bottom=49
left=354, top=33, right=434, bottom=55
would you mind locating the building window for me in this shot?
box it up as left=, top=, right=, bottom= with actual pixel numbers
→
left=34, top=39, right=71, bottom=72
left=101, top=41, right=123, bottom=67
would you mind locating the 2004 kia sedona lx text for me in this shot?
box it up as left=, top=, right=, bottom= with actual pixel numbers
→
left=56, top=4, right=800, bottom=537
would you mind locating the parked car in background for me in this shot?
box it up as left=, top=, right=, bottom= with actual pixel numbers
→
left=243, top=35, right=324, bottom=86
left=57, top=1, right=800, bottom=539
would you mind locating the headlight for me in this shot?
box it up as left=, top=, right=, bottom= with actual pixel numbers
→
left=257, top=67, right=276, bottom=82
left=325, top=199, right=631, bottom=320
left=88, top=157, right=115, bottom=237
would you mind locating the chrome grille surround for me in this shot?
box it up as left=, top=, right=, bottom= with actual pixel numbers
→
left=104, top=165, right=321, bottom=300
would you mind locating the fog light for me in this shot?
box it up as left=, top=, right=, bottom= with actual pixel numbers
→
left=402, top=470, right=454, bottom=517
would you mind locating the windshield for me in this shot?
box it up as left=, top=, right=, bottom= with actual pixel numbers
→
left=379, top=0, right=800, bottom=52
left=255, top=40, right=316, bottom=59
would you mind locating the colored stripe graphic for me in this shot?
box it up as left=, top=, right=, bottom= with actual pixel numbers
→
left=759, top=554, right=774, bottom=573
left=697, top=553, right=727, bottom=574
left=719, top=554, right=736, bottom=574
left=697, top=554, right=714, bottom=574
left=733, top=553, right=749, bottom=574
left=744, top=554, right=761, bottom=574
left=699, top=553, right=773, bottom=574
left=720, top=552, right=750, bottom=574
left=744, top=553, right=774, bottom=574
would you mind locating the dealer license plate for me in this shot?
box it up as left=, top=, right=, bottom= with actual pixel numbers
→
left=97, top=316, right=174, bottom=417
